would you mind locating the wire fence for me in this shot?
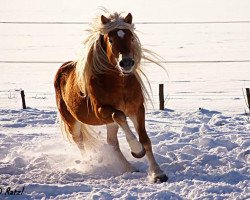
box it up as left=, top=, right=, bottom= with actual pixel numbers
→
left=1, top=19, right=249, bottom=109
left=0, top=89, right=245, bottom=101
left=1, top=19, right=250, bottom=64
left=1, top=20, right=250, bottom=25
left=1, top=60, right=250, bottom=64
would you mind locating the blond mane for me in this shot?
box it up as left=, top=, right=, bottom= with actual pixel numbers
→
left=75, top=10, right=165, bottom=104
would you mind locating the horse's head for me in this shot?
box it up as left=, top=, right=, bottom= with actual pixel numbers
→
left=101, top=13, right=137, bottom=74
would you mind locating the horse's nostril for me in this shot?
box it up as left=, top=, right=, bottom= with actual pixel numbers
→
left=131, top=59, right=135, bottom=66
left=119, top=58, right=135, bottom=69
left=119, top=60, right=125, bottom=68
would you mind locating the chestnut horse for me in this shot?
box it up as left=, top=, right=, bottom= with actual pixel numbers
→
left=54, top=11, right=168, bottom=182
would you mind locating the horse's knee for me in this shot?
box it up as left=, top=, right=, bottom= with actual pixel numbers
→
left=96, top=106, right=115, bottom=123
left=112, top=110, right=126, bottom=124
left=98, top=106, right=111, bottom=118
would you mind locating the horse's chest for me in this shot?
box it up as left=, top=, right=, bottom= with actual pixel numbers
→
left=98, top=76, right=142, bottom=110
left=104, top=83, right=136, bottom=103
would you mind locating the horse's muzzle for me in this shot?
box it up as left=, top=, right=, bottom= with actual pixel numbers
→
left=119, top=58, right=135, bottom=73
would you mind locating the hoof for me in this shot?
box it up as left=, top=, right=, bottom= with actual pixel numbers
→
left=131, top=147, right=146, bottom=158
left=152, top=174, right=168, bottom=183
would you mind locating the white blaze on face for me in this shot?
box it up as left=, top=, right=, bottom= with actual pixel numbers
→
left=117, top=30, right=125, bottom=39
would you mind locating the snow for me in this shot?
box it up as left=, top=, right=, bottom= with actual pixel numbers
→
left=0, top=108, right=249, bottom=199
left=1, top=0, right=250, bottom=199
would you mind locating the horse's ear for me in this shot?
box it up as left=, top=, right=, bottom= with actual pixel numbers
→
left=124, top=13, right=133, bottom=24
left=101, top=15, right=110, bottom=24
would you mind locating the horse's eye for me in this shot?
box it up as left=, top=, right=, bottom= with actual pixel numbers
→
left=109, top=38, right=113, bottom=44
left=131, top=37, right=134, bottom=42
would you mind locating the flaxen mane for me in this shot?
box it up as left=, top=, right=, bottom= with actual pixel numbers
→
left=75, top=10, right=165, bottom=103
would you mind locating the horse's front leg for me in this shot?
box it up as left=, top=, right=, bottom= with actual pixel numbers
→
left=106, top=123, right=137, bottom=172
left=96, top=105, right=146, bottom=158
left=130, top=105, right=168, bottom=183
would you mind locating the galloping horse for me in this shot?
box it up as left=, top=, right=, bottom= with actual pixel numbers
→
left=54, top=11, right=168, bottom=182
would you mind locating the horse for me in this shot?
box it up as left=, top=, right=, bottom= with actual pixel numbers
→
left=54, top=11, right=168, bottom=183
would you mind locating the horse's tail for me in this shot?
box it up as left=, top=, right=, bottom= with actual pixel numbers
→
left=54, top=61, right=99, bottom=151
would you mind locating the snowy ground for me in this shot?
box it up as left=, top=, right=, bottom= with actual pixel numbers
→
left=1, top=0, right=250, bottom=199
left=0, top=108, right=249, bottom=199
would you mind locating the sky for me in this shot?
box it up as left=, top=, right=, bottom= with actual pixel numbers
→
left=1, top=0, right=250, bottom=23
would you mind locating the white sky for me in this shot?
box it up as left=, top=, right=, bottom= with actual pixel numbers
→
left=0, top=0, right=250, bottom=22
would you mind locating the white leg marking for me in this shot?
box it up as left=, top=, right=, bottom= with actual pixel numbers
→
left=118, top=121, right=143, bottom=154
left=72, top=121, right=85, bottom=150
left=128, top=138, right=143, bottom=154
left=106, top=123, right=136, bottom=172
left=106, top=123, right=119, bottom=148
left=73, top=121, right=82, bottom=136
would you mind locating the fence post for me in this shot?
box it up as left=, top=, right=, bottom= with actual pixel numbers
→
left=246, top=88, right=250, bottom=111
left=159, top=84, right=164, bottom=110
left=20, top=90, right=27, bottom=109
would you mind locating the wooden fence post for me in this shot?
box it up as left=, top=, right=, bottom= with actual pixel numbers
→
left=246, top=88, right=250, bottom=111
left=20, top=90, right=27, bottom=109
left=159, top=84, right=164, bottom=110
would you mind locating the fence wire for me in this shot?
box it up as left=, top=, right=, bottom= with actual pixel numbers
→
left=1, top=21, right=250, bottom=25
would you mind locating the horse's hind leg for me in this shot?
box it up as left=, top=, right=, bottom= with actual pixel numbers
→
left=106, top=123, right=137, bottom=172
left=57, top=99, right=85, bottom=150
left=69, top=121, right=85, bottom=150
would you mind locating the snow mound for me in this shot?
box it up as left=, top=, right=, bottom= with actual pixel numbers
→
left=0, top=108, right=57, bottom=128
